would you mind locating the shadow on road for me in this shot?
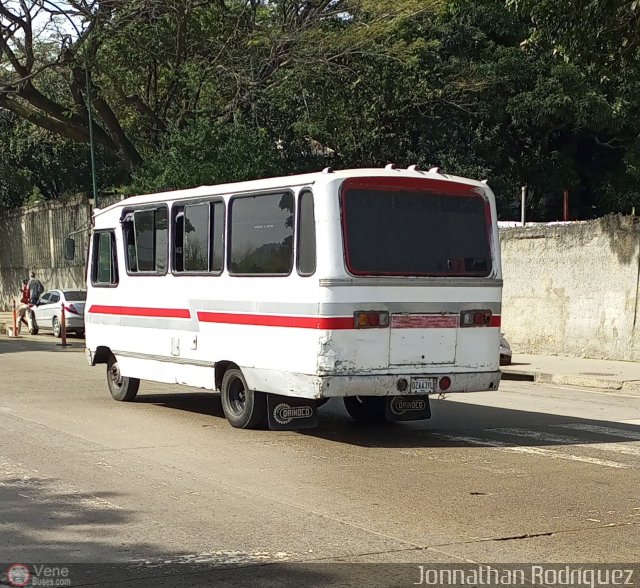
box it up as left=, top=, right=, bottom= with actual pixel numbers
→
left=0, top=474, right=416, bottom=587
left=128, top=390, right=640, bottom=451
left=135, top=392, right=226, bottom=419
left=0, top=334, right=84, bottom=354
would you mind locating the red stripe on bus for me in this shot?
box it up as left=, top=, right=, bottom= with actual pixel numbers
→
left=197, top=312, right=354, bottom=330
left=89, top=305, right=191, bottom=319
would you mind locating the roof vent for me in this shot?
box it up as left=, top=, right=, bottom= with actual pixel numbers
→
left=322, top=167, right=334, bottom=174
left=408, top=164, right=420, bottom=172
left=428, top=166, right=441, bottom=174
left=385, top=163, right=397, bottom=170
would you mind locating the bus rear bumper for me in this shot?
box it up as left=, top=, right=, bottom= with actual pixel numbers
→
left=317, top=370, right=502, bottom=398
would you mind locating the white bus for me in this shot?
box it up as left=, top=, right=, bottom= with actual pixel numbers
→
left=77, top=167, right=502, bottom=430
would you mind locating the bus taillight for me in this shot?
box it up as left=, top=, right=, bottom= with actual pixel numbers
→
left=354, top=311, right=390, bottom=329
left=460, top=310, right=492, bottom=327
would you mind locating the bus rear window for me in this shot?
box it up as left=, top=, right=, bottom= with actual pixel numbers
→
left=341, top=179, right=492, bottom=277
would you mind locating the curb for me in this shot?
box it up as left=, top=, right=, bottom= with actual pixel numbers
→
left=501, top=369, right=640, bottom=391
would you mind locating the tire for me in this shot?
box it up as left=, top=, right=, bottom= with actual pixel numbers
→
left=52, top=316, right=62, bottom=338
left=344, top=396, right=386, bottom=424
left=220, top=368, right=266, bottom=429
left=107, top=355, right=140, bottom=401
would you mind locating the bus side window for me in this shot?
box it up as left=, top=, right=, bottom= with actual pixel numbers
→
left=122, top=215, right=138, bottom=272
left=184, top=203, right=209, bottom=272
left=123, top=207, right=168, bottom=275
left=174, top=210, right=185, bottom=272
left=229, top=192, right=294, bottom=275
left=211, top=201, right=225, bottom=273
left=297, top=190, right=316, bottom=276
left=91, top=230, right=118, bottom=286
left=155, top=207, right=168, bottom=272
left=173, top=201, right=224, bottom=275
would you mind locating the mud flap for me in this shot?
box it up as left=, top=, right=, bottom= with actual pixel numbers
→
left=385, top=395, right=431, bottom=422
left=267, top=394, right=319, bottom=430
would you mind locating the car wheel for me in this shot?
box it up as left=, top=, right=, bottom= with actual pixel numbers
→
left=343, top=396, right=386, bottom=424
left=52, top=316, right=61, bottom=338
left=220, top=368, right=266, bottom=429
left=106, top=355, right=140, bottom=401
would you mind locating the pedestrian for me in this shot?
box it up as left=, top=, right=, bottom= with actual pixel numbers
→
left=16, top=279, right=30, bottom=335
left=27, top=271, right=44, bottom=305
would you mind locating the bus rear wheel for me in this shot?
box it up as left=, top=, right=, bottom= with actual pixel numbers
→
left=344, top=396, right=386, bottom=424
left=107, top=355, right=140, bottom=401
left=221, top=368, right=266, bottom=429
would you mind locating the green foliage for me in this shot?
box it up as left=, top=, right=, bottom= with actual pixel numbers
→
left=127, top=121, right=285, bottom=194
left=1, top=0, right=640, bottom=219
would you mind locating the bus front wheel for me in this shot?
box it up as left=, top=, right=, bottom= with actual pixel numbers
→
left=107, top=355, right=140, bottom=401
left=344, top=396, right=386, bottom=424
left=221, top=368, right=266, bottom=429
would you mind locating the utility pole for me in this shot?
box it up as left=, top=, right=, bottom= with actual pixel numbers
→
left=85, top=54, right=98, bottom=209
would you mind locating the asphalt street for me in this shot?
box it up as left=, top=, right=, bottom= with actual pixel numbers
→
left=1, top=334, right=640, bottom=586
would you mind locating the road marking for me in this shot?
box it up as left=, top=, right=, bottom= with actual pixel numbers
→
left=553, top=423, right=640, bottom=441
left=489, top=428, right=640, bottom=457
left=433, top=434, right=628, bottom=469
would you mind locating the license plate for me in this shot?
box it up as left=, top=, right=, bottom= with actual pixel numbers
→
left=410, top=378, right=435, bottom=393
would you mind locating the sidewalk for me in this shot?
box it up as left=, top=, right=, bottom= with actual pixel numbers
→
left=502, top=353, right=640, bottom=390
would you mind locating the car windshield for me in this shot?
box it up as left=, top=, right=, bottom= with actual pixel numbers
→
left=63, top=290, right=87, bottom=301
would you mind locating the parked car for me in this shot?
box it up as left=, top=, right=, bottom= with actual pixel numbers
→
left=500, top=333, right=512, bottom=366
left=30, top=289, right=86, bottom=337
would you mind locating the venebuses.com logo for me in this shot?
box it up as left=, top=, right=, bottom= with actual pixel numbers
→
left=7, top=564, right=31, bottom=587
left=5, top=563, right=71, bottom=587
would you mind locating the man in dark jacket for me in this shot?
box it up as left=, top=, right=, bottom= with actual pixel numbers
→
left=27, top=272, right=44, bottom=305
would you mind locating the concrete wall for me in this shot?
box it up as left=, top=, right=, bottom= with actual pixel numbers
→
left=0, top=195, right=90, bottom=310
left=501, top=215, right=640, bottom=361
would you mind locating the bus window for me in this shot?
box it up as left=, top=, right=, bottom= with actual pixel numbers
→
left=341, top=179, right=492, bottom=277
left=297, top=190, right=316, bottom=276
left=174, top=211, right=185, bottom=272
left=173, top=200, right=224, bottom=274
left=123, top=215, right=138, bottom=272
left=123, top=206, right=168, bottom=274
left=134, top=210, right=155, bottom=271
left=155, top=207, right=168, bottom=272
left=229, top=192, right=294, bottom=275
left=211, top=201, right=225, bottom=272
left=92, top=231, right=118, bottom=286
left=184, top=203, right=209, bottom=272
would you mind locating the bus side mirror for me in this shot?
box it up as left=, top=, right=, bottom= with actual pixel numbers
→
left=64, top=237, right=75, bottom=261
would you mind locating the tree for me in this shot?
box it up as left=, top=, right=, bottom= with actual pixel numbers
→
left=507, top=0, right=640, bottom=70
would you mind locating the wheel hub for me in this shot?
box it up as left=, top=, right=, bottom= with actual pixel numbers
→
left=109, top=363, right=122, bottom=387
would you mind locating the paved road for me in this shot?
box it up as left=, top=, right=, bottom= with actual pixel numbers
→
left=1, top=335, right=640, bottom=586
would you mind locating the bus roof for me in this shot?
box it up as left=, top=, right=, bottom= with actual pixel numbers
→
left=94, top=167, right=488, bottom=217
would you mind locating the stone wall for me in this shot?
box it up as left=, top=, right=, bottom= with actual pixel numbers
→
left=501, top=215, right=640, bottom=360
